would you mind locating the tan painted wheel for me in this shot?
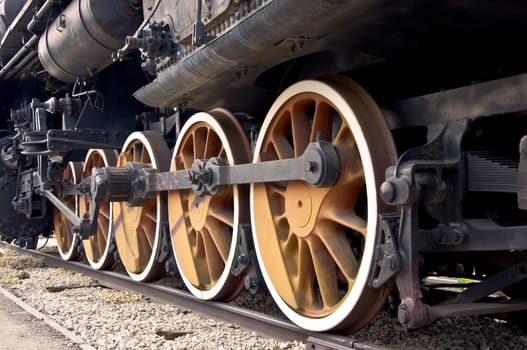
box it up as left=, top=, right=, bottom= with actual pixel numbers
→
left=251, top=77, right=397, bottom=332
left=53, top=161, right=83, bottom=261
left=168, top=109, right=250, bottom=300
left=113, top=131, right=170, bottom=281
left=80, top=149, right=118, bottom=270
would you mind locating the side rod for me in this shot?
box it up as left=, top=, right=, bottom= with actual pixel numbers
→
left=50, top=140, right=340, bottom=238
left=146, top=140, right=340, bottom=195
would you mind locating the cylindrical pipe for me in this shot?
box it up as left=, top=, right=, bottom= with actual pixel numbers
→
left=0, top=34, right=39, bottom=78
left=0, top=0, right=26, bottom=39
left=4, top=51, right=37, bottom=79
left=0, top=0, right=40, bottom=42
left=27, top=0, right=58, bottom=34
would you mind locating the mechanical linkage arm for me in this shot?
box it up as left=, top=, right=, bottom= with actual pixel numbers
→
left=46, top=137, right=340, bottom=239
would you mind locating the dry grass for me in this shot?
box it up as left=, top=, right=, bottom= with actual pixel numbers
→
left=0, top=248, right=45, bottom=270
left=1, top=272, right=18, bottom=285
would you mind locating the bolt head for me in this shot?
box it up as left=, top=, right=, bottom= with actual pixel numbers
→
left=380, top=181, right=395, bottom=203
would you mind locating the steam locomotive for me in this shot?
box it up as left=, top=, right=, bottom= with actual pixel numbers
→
left=1, top=0, right=526, bottom=333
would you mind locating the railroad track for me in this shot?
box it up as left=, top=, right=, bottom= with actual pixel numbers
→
left=3, top=242, right=388, bottom=350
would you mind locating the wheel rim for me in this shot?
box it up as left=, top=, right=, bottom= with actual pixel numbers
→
left=113, top=131, right=170, bottom=281
left=168, top=109, right=251, bottom=300
left=80, top=149, right=118, bottom=270
left=54, top=161, right=83, bottom=261
left=250, top=77, right=397, bottom=332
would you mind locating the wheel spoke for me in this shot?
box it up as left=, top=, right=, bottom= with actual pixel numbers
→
left=310, top=100, right=333, bottom=142
left=139, top=217, right=155, bottom=248
left=322, top=209, right=367, bottom=237
left=271, top=135, right=294, bottom=159
left=334, top=122, right=354, bottom=146
left=99, top=204, right=110, bottom=220
left=209, top=187, right=234, bottom=226
left=307, top=236, right=339, bottom=308
left=133, top=143, right=141, bottom=162
left=253, top=184, right=298, bottom=308
left=290, top=109, right=310, bottom=157
left=96, top=221, right=106, bottom=256
left=178, top=151, right=194, bottom=170
left=208, top=205, right=234, bottom=228
left=98, top=216, right=109, bottom=241
left=316, top=224, right=358, bottom=282
left=90, top=234, right=101, bottom=258
left=173, top=225, right=201, bottom=285
left=204, top=218, right=230, bottom=263
left=295, top=238, right=316, bottom=306
left=204, top=129, right=221, bottom=158
left=202, top=227, right=225, bottom=281
left=193, top=129, right=206, bottom=158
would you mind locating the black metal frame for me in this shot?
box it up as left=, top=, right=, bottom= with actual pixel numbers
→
left=376, top=120, right=527, bottom=329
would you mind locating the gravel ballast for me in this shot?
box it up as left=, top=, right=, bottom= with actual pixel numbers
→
left=1, top=242, right=527, bottom=349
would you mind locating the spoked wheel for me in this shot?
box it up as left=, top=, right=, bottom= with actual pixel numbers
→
left=113, top=131, right=170, bottom=281
left=168, top=109, right=251, bottom=300
left=251, top=77, right=397, bottom=332
left=80, top=149, right=118, bottom=270
left=53, top=161, right=83, bottom=261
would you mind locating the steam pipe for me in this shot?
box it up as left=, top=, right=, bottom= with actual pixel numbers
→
left=0, top=34, right=39, bottom=78
left=5, top=53, right=38, bottom=80
left=27, top=0, right=60, bottom=35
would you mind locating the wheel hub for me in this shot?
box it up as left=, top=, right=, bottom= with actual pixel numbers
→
left=285, top=182, right=328, bottom=238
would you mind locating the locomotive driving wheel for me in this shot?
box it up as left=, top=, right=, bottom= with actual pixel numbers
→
left=168, top=109, right=251, bottom=300
left=80, top=149, right=118, bottom=270
left=53, top=161, right=83, bottom=261
left=113, top=131, right=170, bottom=281
left=251, top=77, right=397, bottom=332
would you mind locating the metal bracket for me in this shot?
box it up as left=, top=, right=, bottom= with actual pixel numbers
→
left=157, top=221, right=171, bottom=263
left=231, top=224, right=263, bottom=295
left=192, top=0, right=216, bottom=46
left=56, top=14, right=66, bottom=32
left=381, top=121, right=468, bottom=330
left=369, top=213, right=401, bottom=288
left=231, top=224, right=251, bottom=277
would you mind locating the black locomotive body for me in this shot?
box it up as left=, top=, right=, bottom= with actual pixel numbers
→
left=1, top=0, right=527, bottom=333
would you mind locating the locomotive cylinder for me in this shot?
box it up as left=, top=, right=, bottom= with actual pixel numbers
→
left=38, top=0, right=142, bottom=83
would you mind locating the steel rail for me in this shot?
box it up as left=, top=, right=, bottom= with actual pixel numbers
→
left=3, top=243, right=390, bottom=350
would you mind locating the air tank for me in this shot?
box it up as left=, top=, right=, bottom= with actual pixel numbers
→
left=38, top=0, right=142, bottom=83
